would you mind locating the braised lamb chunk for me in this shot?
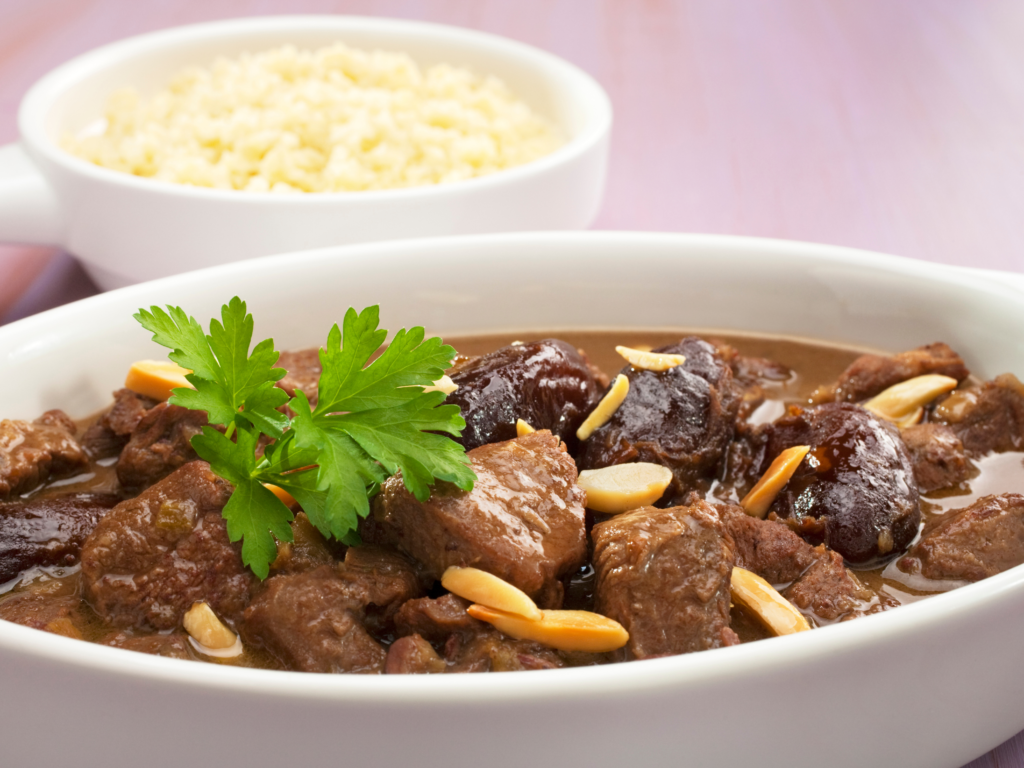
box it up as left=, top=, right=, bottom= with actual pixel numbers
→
left=394, top=593, right=482, bottom=643
left=275, top=348, right=322, bottom=405
left=385, top=634, right=447, bottom=674
left=79, top=389, right=158, bottom=460
left=443, top=627, right=566, bottom=672
left=577, top=337, right=741, bottom=501
left=0, top=493, right=121, bottom=584
left=334, top=545, right=428, bottom=635
left=899, top=493, right=1024, bottom=582
left=592, top=501, right=738, bottom=660
left=717, top=503, right=893, bottom=621
left=0, top=410, right=88, bottom=498
left=445, top=339, right=604, bottom=451
left=364, top=430, right=587, bottom=609
left=243, top=566, right=387, bottom=674
left=0, top=592, right=86, bottom=638
left=932, top=373, right=1024, bottom=456
left=244, top=547, right=424, bottom=673
left=762, top=402, right=920, bottom=564
left=81, top=461, right=253, bottom=630
left=900, top=423, right=974, bottom=493
left=269, top=512, right=338, bottom=575
left=825, top=342, right=969, bottom=403
left=115, top=402, right=208, bottom=490
left=101, top=630, right=193, bottom=660
left=715, top=341, right=794, bottom=422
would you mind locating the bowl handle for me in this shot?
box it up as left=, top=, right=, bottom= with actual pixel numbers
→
left=0, top=143, right=62, bottom=246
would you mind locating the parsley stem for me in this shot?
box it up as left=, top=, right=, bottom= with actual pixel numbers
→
left=225, top=422, right=236, bottom=440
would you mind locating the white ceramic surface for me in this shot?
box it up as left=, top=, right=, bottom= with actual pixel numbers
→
left=0, top=17, right=610, bottom=290
left=2, top=232, right=1024, bottom=768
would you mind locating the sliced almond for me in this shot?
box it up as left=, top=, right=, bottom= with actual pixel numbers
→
left=730, top=567, right=810, bottom=636
left=467, top=605, right=629, bottom=653
left=125, top=359, right=193, bottom=401
left=183, top=601, right=239, bottom=653
left=516, top=419, right=536, bottom=437
left=264, top=483, right=297, bottom=507
left=577, top=374, right=630, bottom=441
left=423, top=375, right=458, bottom=396
left=615, top=345, right=686, bottom=372
left=442, top=567, right=542, bottom=621
left=577, top=462, right=673, bottom=514
left=740, top=445, right=810, bottom=518
left=863, top=374, right=959, bottom=428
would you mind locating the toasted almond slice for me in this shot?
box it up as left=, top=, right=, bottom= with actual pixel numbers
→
left=467, top=605, right=629, bottom=653
left=125, top=359, right=193, bottom=401
left=577, top=374, right=630, bottom=441
left=730, top=567, right=810, bottom=636
left=183, top=601, right=239, bottom=652
left=442, top=567, right=542, bottom=621
left=615, top=345, right=686, bottom=372
left=264, top=483, right=297, bottom=507
left=423, top=375, right=458, bottom=395
left=516, top=419, right=536, bottom=437
left=740, top=445, right=810, bottom=518
left=577, top=462, right=673, bottom=513
left=863, top=374, right=959, bottom=427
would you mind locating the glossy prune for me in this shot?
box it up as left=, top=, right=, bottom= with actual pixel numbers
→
left=445, top=339, right=604, bottom=451
left=763, top=402, right=920, bottom=564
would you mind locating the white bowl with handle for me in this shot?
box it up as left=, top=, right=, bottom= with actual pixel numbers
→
left=0, top=16, right=611, bottom=290
left=1, top=231, right=1023, bottom=768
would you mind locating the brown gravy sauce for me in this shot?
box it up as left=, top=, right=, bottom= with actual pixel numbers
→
left=4, top=329, right=1024, bottom=660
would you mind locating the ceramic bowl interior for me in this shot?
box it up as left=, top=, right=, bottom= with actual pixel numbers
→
left=2, top=232, right=1024, bottom=768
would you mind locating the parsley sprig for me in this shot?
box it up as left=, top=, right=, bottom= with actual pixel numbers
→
left=135, top=298, right=476, bottom=578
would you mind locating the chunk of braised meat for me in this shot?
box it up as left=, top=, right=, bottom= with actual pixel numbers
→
left=716, top=503, right=894, bottom=621
left=394, top=594, right=482, bottom=643
left=0, top=410, right=87, bottom=499
left=101, top=630, right=193, bottom=660
left=364, top=430, right=587, bottom=609
left=819, top=342, right=970, bottom=403
left=900, top=423, right=973, bottom=493
left=243, top=549, right=426, bottom=674
left=932, top=374, right=1024, bottom=456
left=79, top=389, right=157, bottom=460
left=763, top=402, right=920, bottom=564
left=445, top=339, right=604, bottom=452
left=81, top=461, right=252, bottom=630
left=0, top=592, right=86, bottom=638
left=334, top=545, right=429, bottom=636
left=275, top=348, right=322, bottom=405
left=115, top=402, right=208, bottom=490
left=386, top=634, right=447, bottom=674
left=443, top=628, right=567, bottom=672
left=0, top=493, right=121, bottom=583
left=577, top=337, right=741, bottom=502
left=244, top=567, right=387, bottom=673
left=592, top=501, right=738, bottom=659
left=899, top=493, right=1024, bottom=582
left=714, top=341, right=793, bottom=421
left=269, top=512, right=338, bottom=575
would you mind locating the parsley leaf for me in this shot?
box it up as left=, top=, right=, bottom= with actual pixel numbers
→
left=134, top=299, right=476, bottom=579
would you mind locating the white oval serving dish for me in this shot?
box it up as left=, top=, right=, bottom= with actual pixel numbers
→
left=0, top=17, right=610, bottom=290
left=1, top=232, right=1023, bottom=768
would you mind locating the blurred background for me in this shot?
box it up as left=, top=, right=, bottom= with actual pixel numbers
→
left=1, top=2, right=1024, bottom=764
left=4, top=0, right=1024, bottom=324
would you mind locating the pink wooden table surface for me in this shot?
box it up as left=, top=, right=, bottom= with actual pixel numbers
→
left=2, top=2, right=1024, bottom=764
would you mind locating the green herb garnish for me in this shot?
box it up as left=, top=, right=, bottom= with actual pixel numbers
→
left=135, top=298, right=476, bottom=579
